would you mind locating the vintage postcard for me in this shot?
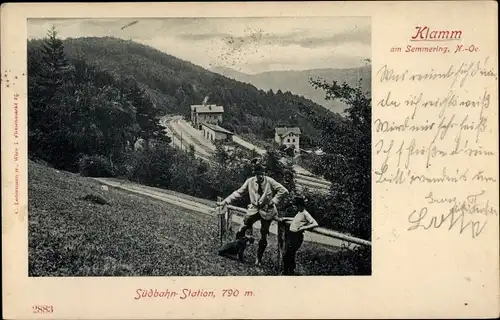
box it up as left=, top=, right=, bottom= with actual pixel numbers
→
left=1, top=1, right=498, bottom=319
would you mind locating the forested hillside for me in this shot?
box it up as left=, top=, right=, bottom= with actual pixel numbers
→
left=28, top=30, right=169, bottom=172
left=28, top=36, right=340, bottom=144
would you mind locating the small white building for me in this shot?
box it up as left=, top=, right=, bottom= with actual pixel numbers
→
left=275, top=127, right=301, bottom=153
left=314, top=148, right=325, bottom=156
left=191, top=104, right=224, bottom=129
left=202, top=123, right=234, bottom=142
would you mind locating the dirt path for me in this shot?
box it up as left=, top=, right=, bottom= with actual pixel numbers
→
left=94, top=177, right=356, bottom=249
left=232, top=135, right=266, bottom=155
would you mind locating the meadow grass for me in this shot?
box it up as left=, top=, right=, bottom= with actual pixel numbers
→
left=29, top=161, right=369, bottom=276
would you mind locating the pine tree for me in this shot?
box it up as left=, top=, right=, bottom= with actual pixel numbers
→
left=123, top=79, right=167, bottom=144
left=28, top=26, right=75, bottom=167
left=38, top=25, right=72, bottom=103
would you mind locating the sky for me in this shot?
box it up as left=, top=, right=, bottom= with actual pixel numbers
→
left=28, top=17, right=371, bottom=74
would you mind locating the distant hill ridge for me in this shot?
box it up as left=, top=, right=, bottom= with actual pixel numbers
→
left=210, top=65, right=372, bottom=113
left=28, top=36, right=342, bottom=142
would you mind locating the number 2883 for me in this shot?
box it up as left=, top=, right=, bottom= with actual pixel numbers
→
left=32, top=305, right=54, bottom=314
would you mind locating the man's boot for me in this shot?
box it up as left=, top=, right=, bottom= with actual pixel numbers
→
left=256, top=239, right=267, bottom=266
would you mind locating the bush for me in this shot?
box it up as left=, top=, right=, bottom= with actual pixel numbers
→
left=78, top=155, right=115, bottom=177
left=335, top=245, right=371, bottom=275
left=125, top=143, right=173, bottom=188
left=123, top=143, right=224, bottom=200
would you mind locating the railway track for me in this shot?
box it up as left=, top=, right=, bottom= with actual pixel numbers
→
left=162, top=116, right=331, bottom=193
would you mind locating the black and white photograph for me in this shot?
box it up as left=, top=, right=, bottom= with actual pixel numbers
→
left=27, top=17, right=372, bottom=277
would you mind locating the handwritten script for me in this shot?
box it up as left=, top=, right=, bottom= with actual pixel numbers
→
left=374, top=57, right=498, bottom=239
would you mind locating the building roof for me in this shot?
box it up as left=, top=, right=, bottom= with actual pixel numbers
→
left=275, top=127, right=301, bottom=136
left=315, top=149, right=325, bottom=156
left=191, top=105, right=224, bottom=113
left=202, top=123, right=234, bottom=135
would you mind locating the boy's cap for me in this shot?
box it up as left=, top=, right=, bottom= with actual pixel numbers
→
left=294, top=196, right=306, bottom=206
left=251, top=157, right=261, bottom=164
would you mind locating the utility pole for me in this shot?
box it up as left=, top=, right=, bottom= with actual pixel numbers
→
left=180, top=132, right=183, bottom=151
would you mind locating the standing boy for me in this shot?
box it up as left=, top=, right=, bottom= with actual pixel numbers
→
left=280, top=196, right=318, bottom=275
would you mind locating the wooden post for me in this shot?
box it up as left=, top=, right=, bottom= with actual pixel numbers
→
left=277, top=220, right=284, bottom=272
left=217, top=196, right=223, bottom=245
left=180, top=132, right=183, bottom=151
left=226, top=207, right=233, bottom=234
left=277, top=222, right=281, bottom=271
left=220, top=214, right=224, bottom=244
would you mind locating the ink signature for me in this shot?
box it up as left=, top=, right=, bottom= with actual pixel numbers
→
left=407, top=190, right=497, bottom=239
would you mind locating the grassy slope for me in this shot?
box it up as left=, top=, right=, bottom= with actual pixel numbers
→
left=29, top=161, right=367, bottom=276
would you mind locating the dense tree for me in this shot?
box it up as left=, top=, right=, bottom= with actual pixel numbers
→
left=38, top=26, right=72, bottom=100
left=309, top=78, right=371, bottom=240
left=28, top=28, right=169, bottom=173
left=121, top=78, right=167, bottom=143
left=263, top=148, right=296, bottom=195
left=28, top=26, right=76, bottom=168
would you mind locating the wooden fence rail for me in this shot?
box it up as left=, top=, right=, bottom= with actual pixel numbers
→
left=218, top=204, right=372, bottom=247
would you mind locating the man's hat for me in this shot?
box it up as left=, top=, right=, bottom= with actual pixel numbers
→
left=253, top=164, right=265, bottom=174
left=251, top=157, right=265, bottom=174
